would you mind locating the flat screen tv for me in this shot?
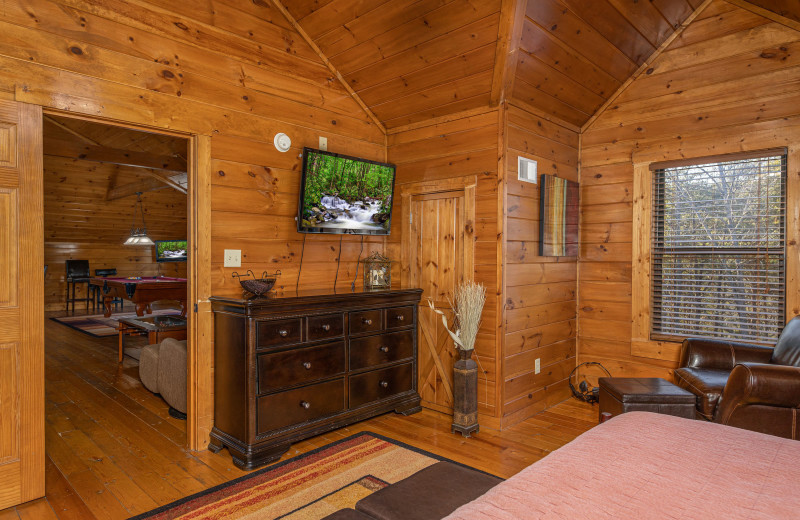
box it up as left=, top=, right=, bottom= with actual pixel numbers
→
left=155, top=240, right=187, bottom=262
left=297, top=147, right=396, bottom=235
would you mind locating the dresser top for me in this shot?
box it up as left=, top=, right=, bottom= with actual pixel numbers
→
left=210, top=287, right=423, bottom=313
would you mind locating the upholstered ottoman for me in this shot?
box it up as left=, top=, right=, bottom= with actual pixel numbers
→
left=354, top=461, right=501, bottom=520
left=599, top=377, right=695, bottom=421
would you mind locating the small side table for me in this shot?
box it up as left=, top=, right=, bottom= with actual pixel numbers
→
left=598, top=377, right=696, bottom=421
left=117, top=315, right=187, bottom=363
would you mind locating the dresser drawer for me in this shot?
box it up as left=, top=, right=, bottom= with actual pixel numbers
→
left=385, top=306, right=414, bottom=330
left=349, top=330, right=414, bottom=370
left=257, top=342, right=345, bottom=393
left=257, top=379, right=345, bottom=434
left=257, top=318, right=302, bottom=348
left=349, top=363, right=413, bottom=409
left=349, top=309, right=382, bottom=335
left=307, top=313, right=344, bottom=341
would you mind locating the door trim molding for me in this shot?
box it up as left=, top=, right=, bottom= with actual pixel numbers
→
left=38, top=108, right=213, bottom=451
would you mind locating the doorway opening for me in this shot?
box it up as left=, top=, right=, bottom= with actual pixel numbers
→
left=42, top=114, right=193, bottom=446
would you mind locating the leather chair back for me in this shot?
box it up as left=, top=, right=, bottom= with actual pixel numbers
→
left=771, top=316, right=800, bottom=367
left=65, top=260, right=90, bottom=280
left=95, top=268, right=117, bottom=277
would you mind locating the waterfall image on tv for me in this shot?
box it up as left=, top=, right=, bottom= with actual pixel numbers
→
left=298, top=148, right=396, bottom=235
left=155, top=240, right=187, bottom=262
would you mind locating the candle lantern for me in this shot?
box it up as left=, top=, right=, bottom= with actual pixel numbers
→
left=361, top=252, right=392, bottom=290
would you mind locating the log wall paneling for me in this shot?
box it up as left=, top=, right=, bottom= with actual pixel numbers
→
left=578, top=0, right=800, bottom=382
left=387, top=109, right=502, bottom=422
left=0, top=0, right=386, bottom=450
left=501, top=103, right=578, bottom=428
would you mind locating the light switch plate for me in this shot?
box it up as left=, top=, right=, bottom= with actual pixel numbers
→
left=224, top=249, right=241, bottom=268
left=534, top=358, right=541, bottom=374
left=319, top=136, right=328, bottom=151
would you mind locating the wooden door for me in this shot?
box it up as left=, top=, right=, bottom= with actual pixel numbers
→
left=402, top=179, right=475, bottom=413
left=0, top=100, right=44, bottom=508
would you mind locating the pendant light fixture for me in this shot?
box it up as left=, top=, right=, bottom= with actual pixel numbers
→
left=124, top=192, right=155, bottom=246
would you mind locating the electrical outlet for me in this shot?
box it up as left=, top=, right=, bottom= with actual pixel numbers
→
left=224, top=249, right=241, bottom=268
left=319, top=136, right=328, bottom=151
left=535, top=358, right=541, bottom=374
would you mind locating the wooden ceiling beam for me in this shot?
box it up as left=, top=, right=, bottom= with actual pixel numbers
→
left=43, top=115, right=101, bottom=146
left=106, top=176, right=170, bottom=201
left=270, top=0, right=387, bottom=135
left=139, top=169, right=188, bottom=195
left=44, top=138, right=188, bottom=172
left=729, top=0, right=800, bottom=32
left=491, top=0, right=528, bottom=106
left=581, top=0, right=713, bottom=134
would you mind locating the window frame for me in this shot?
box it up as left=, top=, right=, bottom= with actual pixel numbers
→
left=631, top=147, right=800, bottom=361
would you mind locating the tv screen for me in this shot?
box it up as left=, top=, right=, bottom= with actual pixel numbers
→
left=297, top=148, right=396, bottom=235
left=155, top=240, right=187, bottom=262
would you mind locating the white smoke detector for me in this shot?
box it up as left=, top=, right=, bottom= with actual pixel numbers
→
left=274, top=133, right=291, bottom=152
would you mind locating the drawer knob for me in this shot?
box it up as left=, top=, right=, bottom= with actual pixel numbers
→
left=379, top=346, right=389, bottom=353
left=362, top=318, right=372, bottom=325
left=278, top=329, right=288, bottom=337
left=322, top=324, right=330, bottom=331
left=395, top=315, right=404, bottom=321
left=302, top=362, right=312, bottom=370
left=379, top=381, right=389, bottom=388
left=300, top=401, right=311, bottom=409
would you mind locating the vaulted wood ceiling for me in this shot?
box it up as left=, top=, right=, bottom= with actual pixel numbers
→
left=511, top=0, right=704, bottom=127
left=43, top=115, right=188, bottom=200
left=282, top=0, right=503, bottom=129
left=276, top=0, right=800, bottom=131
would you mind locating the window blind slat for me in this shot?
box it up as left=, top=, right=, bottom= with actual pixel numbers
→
left=651, top=153, right=786, bottom=344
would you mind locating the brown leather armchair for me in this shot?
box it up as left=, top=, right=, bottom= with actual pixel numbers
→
left=674, top=317, right=800, bottom=440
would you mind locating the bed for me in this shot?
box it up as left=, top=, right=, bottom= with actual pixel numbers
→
left=444, top=412, right=800, bottom=519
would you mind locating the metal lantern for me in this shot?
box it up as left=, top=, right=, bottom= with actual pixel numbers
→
left=361, top=252, right=392, bottom=290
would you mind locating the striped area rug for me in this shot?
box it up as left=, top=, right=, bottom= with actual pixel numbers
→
left=130, top=433, right=450, bottom=520
left=51, top=309, right=181, bottom=337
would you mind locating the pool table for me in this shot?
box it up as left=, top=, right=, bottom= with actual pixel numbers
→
left=90, top=276, right=187, bottom=318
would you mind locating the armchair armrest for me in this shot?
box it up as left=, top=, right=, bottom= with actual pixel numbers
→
left=679, top=338, right=773, bottom=370
left=716, top=363, right=800, bottom=424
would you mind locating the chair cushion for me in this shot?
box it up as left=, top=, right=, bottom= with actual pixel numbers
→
left=139, top=343, right=161, bottom=394
left=674, top=367, right=729, bottom=420
left=157, top=338, right=187, bottom=413
left=772, top=316, right=800, bottom=367
left=355, top=462, right=501, bottom=520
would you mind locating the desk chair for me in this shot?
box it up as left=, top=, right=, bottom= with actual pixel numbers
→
left=65, top=260, right=91, bottom=313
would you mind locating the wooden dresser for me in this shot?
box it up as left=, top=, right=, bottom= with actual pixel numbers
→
left=208, top=288, right=423, bottom=469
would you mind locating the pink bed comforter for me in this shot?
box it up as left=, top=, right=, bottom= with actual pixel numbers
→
left=445, top=412, right=800, bottom=519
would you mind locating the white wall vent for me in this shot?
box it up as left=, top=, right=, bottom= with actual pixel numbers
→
left=518, top=157, right=537, bottom=184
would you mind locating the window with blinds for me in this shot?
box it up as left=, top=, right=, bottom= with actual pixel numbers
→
left=651, top=150, right=787, bottom=344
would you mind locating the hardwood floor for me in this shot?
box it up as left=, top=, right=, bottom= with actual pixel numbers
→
left=0, top=312, right=598, bottom=519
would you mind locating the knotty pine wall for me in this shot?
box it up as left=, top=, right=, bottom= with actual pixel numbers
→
left=0, top=0, right=386, bottom=298
left=43, top=157, right=187, bottom=311
left=578, top=0, right=800, bottom=380
left=387, top=109, right=502, bottom=421
left=1, top=0, right=383, bottom=447
left=501, top=104, right=578, bottom=427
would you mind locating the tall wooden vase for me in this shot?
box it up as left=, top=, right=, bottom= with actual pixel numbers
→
left=452, top=348, right=479, bottom=437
